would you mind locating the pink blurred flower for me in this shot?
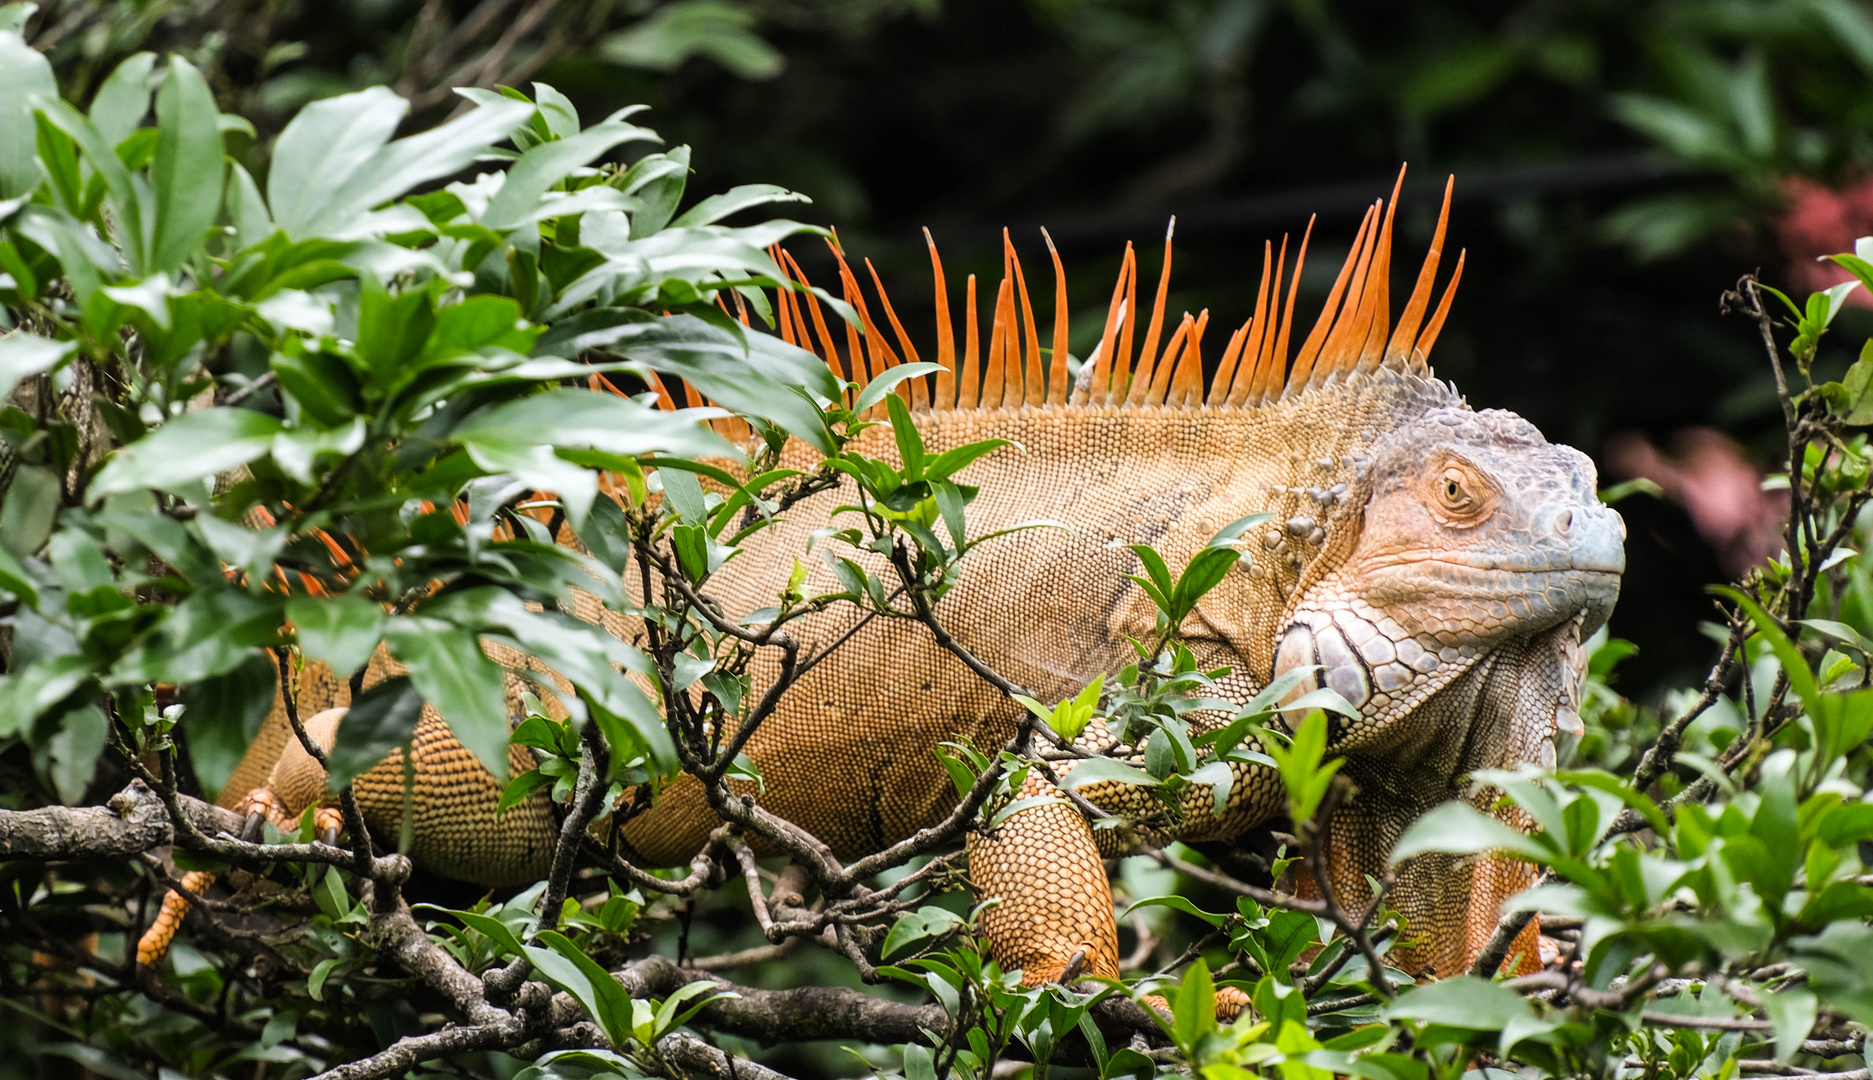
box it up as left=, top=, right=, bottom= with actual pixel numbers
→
left=1776, top=175, right=1873, bottom=303
left=1604, top=428, right=1785, bottom=578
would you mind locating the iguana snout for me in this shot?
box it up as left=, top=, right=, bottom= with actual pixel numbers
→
left=1271, top=406, right=1623, bottom=737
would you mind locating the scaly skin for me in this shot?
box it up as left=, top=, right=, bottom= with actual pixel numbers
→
left=145, top=181, right=1626, bottom=991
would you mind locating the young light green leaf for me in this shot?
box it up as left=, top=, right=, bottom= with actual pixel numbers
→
left=89, top=52, right=155, bottom=148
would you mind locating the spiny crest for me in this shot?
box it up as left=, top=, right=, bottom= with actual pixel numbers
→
left=644, top=167, right=1462, bottom=430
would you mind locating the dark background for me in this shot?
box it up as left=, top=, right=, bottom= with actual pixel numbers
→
left=24, top=0, right=1873, bottom=697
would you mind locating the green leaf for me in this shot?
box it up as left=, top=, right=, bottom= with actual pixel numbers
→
left=1384, top=975, right=1533, bottom=1030
left=1716, top=586, right=1818, bottom=714
left=267, top=86, right=408, bottom=239
left=0, top=542, right=39, bottom=607
left=0, top=463, right=59, bottom=561
left=652, top=980, right=733, bottom=1040
left=33, top=96, right=148, bottom=272
left=288, top=596, right=386, bottom=677
left=413, top=903, right=527, bottom=958
left=601, top=314, right=837, bottom=453
left=89, top=52, right=154, bottom=148
left=384, top=619, right=510, bottom=781
left=853, top=362, right=944, bottom=415
left=532, top=930, right=638, bottom=1048
left=1761, top=987, right=1817, bottom=1063
left=91, top=408, right=284, bottom=496
left=599, top=1, right=784, bottom=80
left=498, top=768, right=554, bottom=815
left=530, top=82, right=581, bottom=139
left=1057, top=756, right=1161, bottom=793
left=356, top=277, right=436, bottom=384
left=924, top=438, right=1011, bottom=484
left=326, top=675, right=425, bottom=791
left=1390, top=801, right=1549, bottom=865
left=193, top=512, right=285, bottom=583
left=182, top=651, right=280, bottom=793
left=480, top=119, right=659, bottom=231
left=454, top=388, right=735, bottom=461
left=283, top=89, right=533, bottom=239
left=307, top=957, right=338, bottom=1001
left=0, top=27, right=55, bottom=199
left=1278, top=687, right=1360, bottom=720
left=1121, top=893, right=1228, bottom=928
left=885, top=393, right=925, bottom=478
left=1172, top=958, right=1217, bottom=1052
left=0, top=332, right=75, bottom=407
left=671, top=183, right=808, bottom=228
left=149, top=56, right=223, bottom=273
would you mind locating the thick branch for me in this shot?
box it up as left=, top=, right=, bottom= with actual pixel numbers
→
left=0, top=780, right=245, bottom=859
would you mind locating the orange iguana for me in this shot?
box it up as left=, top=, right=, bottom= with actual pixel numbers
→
left=140, top=174, right=1625, bottom=986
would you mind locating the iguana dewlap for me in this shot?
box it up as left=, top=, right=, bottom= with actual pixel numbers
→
left=164, top=174, right=1623, bottom=984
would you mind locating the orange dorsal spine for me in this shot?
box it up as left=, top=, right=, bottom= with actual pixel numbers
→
left=926, top=228, right=958, bottom=410
left=1043, top=229, right=1070, bottom=406
left=708, top=169, right=1458, bottom=431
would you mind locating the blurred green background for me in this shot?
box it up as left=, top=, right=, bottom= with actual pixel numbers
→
left=17, top=0, right=1873, bottom=697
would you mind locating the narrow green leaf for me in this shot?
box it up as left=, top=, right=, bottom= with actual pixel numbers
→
left=32, top=96, right=147, bottom=272
left=1057, top=756, right=1161, bottom=792
left=149, top=56, right=223, bottom=273
left=671, top=183, right=808, bottom=228
left=412, top=903, right=527, bottom=958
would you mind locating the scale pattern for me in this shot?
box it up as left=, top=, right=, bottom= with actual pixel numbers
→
left=145, top=170, right=1626, bottom=993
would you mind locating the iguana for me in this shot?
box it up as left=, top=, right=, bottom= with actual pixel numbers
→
left=138, top=174, right=1625, bottom=988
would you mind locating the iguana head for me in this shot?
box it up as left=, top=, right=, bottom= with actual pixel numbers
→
left=1273, top=405, right=1624, bottom=753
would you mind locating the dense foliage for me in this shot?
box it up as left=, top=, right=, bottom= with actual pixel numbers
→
left=2, top=8, right=1873, bottom=1080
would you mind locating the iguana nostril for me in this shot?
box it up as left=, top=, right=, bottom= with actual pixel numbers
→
left=1555, top=509, right=1573, bottom=534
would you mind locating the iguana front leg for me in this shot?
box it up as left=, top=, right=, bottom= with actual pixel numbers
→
left=969, top=755, right=1280, bottom=1016
left=968, top=771, right=1123, bottom=985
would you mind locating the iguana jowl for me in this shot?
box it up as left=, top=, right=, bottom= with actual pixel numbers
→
left=141, top=175, right=1625, bottom=984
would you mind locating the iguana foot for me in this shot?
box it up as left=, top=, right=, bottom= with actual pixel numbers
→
left=1142, top=986, right=1249, bottom=1022
left=137, top=790, right=346, bottom=968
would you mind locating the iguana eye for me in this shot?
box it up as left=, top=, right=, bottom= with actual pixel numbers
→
left=1430, top=459, right=1493, bottom=522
